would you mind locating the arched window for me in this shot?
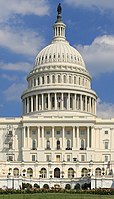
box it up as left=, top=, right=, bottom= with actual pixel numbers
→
left=52, top=75, right=55, bottom=83
left=57, top=140, right=60, bottom=150
left=74, top=76, right=76, bottom=84
left=46, top=140, right=50, bottom=149
left=69, top=76, right=71, bottom=83
left=58, top=75, right=61, bottom=83
left=64, top=75, right=66, bottom=83
left=32, top=139, right=36, bottom=150
left=95, top=168, right=101, bottom=177
left=67, top=139, right=71, bottom=149
left=27, top=168, right=33, bottom=177
left=13, top=168, right=19, bottom=177
left=68, top=168, right=74, bottom=178
left=49, top=54, right=51, bottom=61
left=47, top=76, right=50, bottom=84
left=54, top=168, right=60, bottom=178
left=40, top=168, right=47, bottom=178
left=38, top=77, right=40, bottom=85
left=82, top=78, right=84, bottom=86
left=42, top=76, right=44, bottom=84
left=81, top=168, right=88, bottom=177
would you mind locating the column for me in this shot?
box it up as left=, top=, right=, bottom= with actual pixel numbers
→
left=22, top=126, right=26, bottom=148
left=91, top=127, right=94, bottom=149
left=92, top=99, right=93, bottom=114
left=77, top=126, right=80, bottom=149
left=48, top=93, right=51, bottom=110
left=73, top=126, right=75, bottom=149
left=42, top=94, right=44, bottom=110
left=55, top=93, right=57, bottom=110
left=41, top=126, right=44, bottom=148
left=87, top=126, right=90, bottom=149
left=62, top=126, right=65, bottom=149
left=27, top=97, right=29, bottom=113
left=36, top=95, right=38, bottom=111
left=89, top=97, right=91, bottom=113
left=24, top=99, right=27, bottom=114
left=85, top=96, right=87, bottom=112
left=31, top=96, right=33, bottom=112
left=74, top=94, right=76, bottom=110
left=27, top=126, right=30, bottom=148
left=52, top=126, right=54, bottom=149
left=80, top=95, right=83, bottom=111
left=61, top=93, right=63, bottom=110
left=68, top=93, right=70, bottom=110
left=37, top=126, right=40, bottom=148
left=94, top=100, right=96, bottom=115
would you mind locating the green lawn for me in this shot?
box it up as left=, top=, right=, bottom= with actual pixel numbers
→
left=0, top=194, right=113, bottom=199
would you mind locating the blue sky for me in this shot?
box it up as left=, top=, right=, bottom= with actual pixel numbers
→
left=0, top=0, right=114, bottom=118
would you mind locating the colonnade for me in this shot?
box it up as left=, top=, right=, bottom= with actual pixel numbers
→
left=22, top=93, right=96, bottom=115
left=22, top=126, right=93, bottom=150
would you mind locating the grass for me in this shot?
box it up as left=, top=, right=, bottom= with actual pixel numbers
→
left=0, top=193, right=114, bottom=199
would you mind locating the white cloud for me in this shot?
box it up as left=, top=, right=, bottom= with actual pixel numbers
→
left=76, top=35, right=114, bottom=76
left=3, top=83, right=26, bottom=102
left=0, top=26, right=45, bottom=56
left=97, top=98, right=114, bottom=118
left=0, top=74, right=17, bottom=81
left=0, top=62, right=32, bottom=72
left=64, top=0, right=114, bottom=11
left=0, top=0, right=50, bottom=22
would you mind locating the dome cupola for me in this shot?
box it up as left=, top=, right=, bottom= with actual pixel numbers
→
left=21, top=4, right=97, bottom=118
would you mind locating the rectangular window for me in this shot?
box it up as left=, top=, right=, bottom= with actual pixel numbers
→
left=9, top=142, right=12, bottom=149
left=8, top=156, right=13, bottom=161
left=57, top=131, right=60, bottom=135
left=67, top=155, right=70, bottom=162
left=8, top=131, right=13, bottom=136
left=46, top=155, right=50, bottom=162
left=81, top=155, right=85, bottom=162
left=67, top=131, right=70, bottom=135
left=32, top=155, right=36, bottom=162
left=105, top=131, right=108, bottom=134
left=46, top=131, right=50, bottom=135
left=105, top=155, right=108, bottom=162
left=105, top=142, right=108, bottom=149
left=32, top=131, right=36, bottom=135
left=56, top=155, right=60, bottom=162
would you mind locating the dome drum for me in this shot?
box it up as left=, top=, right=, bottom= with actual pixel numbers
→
left=22, top=90, right=96, bottom=116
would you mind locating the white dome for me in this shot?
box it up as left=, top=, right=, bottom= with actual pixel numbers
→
left=34, top=40, right=85, bottom=68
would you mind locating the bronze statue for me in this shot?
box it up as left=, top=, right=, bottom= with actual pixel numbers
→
left=57, top=3, right=62, bottom=15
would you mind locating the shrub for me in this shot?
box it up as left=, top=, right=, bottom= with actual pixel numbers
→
left=82, top=183, right=88, bottom=190
left=34, top=183, right=40, bottom=188
left=22, top=183, right=32, bottom=189
left=74, top=183, right=80, bottom=190
left=65, top=184, right=71, bottom=190
left=43, top=184, right=49, bottom=189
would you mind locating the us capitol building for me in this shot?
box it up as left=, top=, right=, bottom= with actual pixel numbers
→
left=0, top=4, right=114, bottom=189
